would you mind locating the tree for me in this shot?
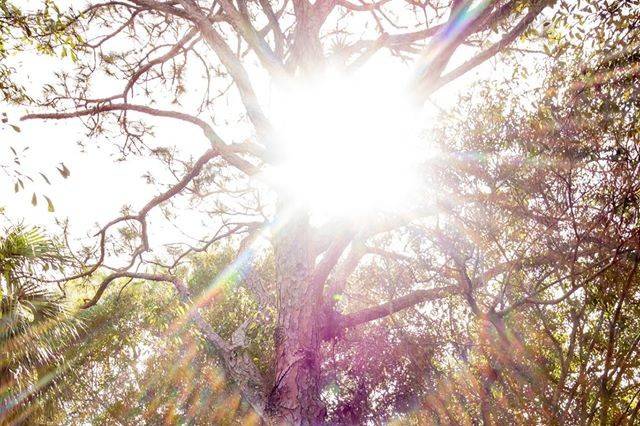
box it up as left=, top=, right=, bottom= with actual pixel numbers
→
left=0, top=225, right=79, bottom=423
left=13, top=0, right=638, bottom=423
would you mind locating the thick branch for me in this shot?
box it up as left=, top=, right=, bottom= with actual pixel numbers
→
left=337, top=285, right=462, bottom=330
left=176, top=2, right=276, bottom=149
left=336, top=0, right=391, bottom=11
left=22, top=102, right=212, bottom=130
left=434, top=0, right=548, bottom=91
left=310, top=231, right=354, bottom=301
left=180, top=0, right=284, bottom=76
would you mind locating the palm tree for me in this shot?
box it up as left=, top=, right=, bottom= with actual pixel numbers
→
left=0, top=226, right=79, bottom=421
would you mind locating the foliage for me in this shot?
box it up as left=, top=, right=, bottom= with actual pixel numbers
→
left=0, top=0, right=77, bottom=209
left=28, top=248, right=272, bottom=425
left=0, top=0, right=81, bottom=103
left=0, top=225, right=79, bottom=423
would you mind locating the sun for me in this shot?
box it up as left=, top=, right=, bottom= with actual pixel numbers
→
left=267, top=66, right=425, bottom=218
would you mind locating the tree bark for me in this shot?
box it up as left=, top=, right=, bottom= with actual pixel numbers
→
left=267, top=207, right=326, bottom=424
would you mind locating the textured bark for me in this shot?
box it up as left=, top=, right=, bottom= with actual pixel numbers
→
left=267, top=209, right=326, bottom=424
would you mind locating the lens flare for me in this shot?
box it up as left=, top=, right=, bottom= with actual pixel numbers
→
left=267, top=67, right=424, bottom=218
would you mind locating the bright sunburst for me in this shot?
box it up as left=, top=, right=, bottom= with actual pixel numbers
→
left=268, top=67, right=424, bottom=217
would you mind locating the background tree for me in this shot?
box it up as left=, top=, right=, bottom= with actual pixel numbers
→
left=25, top=249, right=273, bottom=424
left=0, top=225, right=79, bottom=423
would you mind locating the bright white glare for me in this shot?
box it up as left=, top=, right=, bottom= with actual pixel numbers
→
left=268, top=69, right=424, bottom=217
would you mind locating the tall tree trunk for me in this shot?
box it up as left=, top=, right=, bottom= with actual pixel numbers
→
left=267, top=208, right=326, bottom=424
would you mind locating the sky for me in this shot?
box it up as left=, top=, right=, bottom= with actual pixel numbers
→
left=1, top=54, right=434, bottom=234
left=0, top=0, right=547, bottom=256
